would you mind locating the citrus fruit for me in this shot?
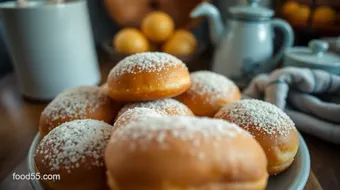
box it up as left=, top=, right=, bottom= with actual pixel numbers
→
left=282, top=1, right=300, bottom=17
left=141, top=11, right=175, bottom=43
left=290, top=5, right=311, bottom=25
left=162, top=29, right=197, bottom=56
left=113, top=28, right=150, bottom=54
left=313, top=6, right=337, bottom=25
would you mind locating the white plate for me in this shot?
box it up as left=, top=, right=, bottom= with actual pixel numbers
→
left=266, top=132, right=311, bottom=190
left=27, top=132, right=310, bottom=190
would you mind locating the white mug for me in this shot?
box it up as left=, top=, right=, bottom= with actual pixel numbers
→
left=0, top=0, right=101, bottom=100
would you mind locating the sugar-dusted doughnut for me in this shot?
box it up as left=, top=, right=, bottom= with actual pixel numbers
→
left=215, top=99, right=299, bottom=175
left=105, top=116, right=268, bottom=190
left=116, top=98, right=194, bottom=119
left=113, top=107, right=162, bottom=129
left=39, top=86, right=120, bottom=137
left=107, top=52, right=191, bottom=101
left=176, top=71, right=241, bottom=117
left=35, top=119, right=113, bottom=190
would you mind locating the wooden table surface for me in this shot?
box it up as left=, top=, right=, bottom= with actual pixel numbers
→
left=0, top=53, right=339, bottom=190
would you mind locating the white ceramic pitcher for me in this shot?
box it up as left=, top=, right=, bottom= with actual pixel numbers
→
left=0, top=0, right=101, bottom=100
left=191, top=0, right=294, bottom=87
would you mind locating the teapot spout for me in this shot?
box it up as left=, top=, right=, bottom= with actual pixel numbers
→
left=190, top=2, right=224, bottom=45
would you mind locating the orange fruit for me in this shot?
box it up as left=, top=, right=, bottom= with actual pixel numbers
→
left=162, top=29, right=197, bottom=56
left=175, top=30, right=197, bottom=47
left=113, top=28, right=150, bottom=54
left=290, top=5, right=311, bottom=25
left=313, top=6, right=337, bottom=25
left=282, top=1, right=300, bottom=17
left=141, top=11, right=175, bottom=43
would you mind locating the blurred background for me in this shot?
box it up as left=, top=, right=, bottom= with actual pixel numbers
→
left=0, top=0, right=339, bottom=78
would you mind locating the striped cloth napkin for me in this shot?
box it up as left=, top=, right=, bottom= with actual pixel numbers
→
left=243, top=67, right=340, bottom=144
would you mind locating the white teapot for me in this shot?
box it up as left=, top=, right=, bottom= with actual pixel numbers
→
left=191, top=0, right=294, bottom=87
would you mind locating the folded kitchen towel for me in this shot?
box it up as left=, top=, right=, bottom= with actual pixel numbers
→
left=243, top=67, right=340, bottom=144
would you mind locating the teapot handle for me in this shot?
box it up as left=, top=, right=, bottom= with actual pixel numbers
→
left=270, top=19, right=294, bottom=69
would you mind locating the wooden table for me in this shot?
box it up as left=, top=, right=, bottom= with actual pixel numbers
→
left=0, top=53, right=339, bottom=190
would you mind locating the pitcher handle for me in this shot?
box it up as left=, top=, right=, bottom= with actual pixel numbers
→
left=270, top=18, right=294, bottom=69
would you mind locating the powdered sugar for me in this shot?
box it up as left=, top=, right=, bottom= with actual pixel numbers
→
left=110, top=52, right=187, bottom=77
left=41, top=86, right=111, bottom=131
left=110, top=116, right=249, bottom=153
left=118, top=99, right=193, bottom=117
left=35, top=119, right=113, bottom=173
left=188, top=71, right=237, bottom=103
left=114, top=108, right=162, bottom=128
left=216, top=99, right=295, bottom=136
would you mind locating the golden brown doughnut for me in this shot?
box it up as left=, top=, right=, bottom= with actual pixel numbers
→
left=113, top=107, right=162, bottom=129
left=39, top=86, right=121, bottom=137
left=35, top=119, right=113, bottom=190
left=116, top=98, right=194, bottom=119
left=214, top=99, right=299, bottom=175
left=175, top=71, right=241, bottom=117
left=105, top=116, right=268, bottom=190
left=107, top=52, right=191, bottom=101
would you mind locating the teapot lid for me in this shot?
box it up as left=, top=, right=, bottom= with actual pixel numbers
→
left=229, top=0, right=274, bottom=21
left=285, top=40, right=340, bottom=67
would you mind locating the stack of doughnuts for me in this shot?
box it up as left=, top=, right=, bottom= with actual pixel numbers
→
left=34, top=52, right=299, bottom=190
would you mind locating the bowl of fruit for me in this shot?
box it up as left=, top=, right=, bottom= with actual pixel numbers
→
left=101, top=7, right=207, bottom=65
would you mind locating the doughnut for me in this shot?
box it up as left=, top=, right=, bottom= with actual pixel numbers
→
left=107, top=52, right=191, bottom=101
left=214, top=99, right=299, bottom=175
left=113, top=108, right=162, bottom=129
left=39, top=86, right=121, bottom=137
left=116, top=98, right=194, bottom=119
left=176, top=71, right=241, bottom=117
left=105, top=116, right=268, bottom=190
left=35, top=119, right=113, bottom=190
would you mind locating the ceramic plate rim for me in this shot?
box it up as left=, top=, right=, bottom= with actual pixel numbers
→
left=285, top=131, right=311, bottom=190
